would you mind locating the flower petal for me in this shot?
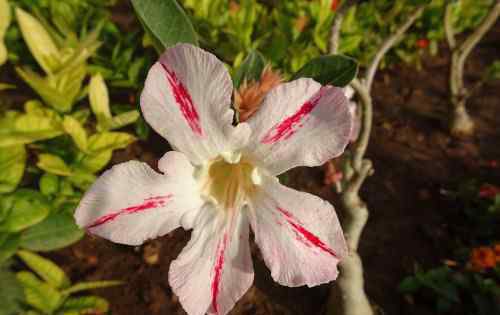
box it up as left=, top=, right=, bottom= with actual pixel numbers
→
left=248, top=176, right=347, bottom=287
left=244, top=79, right=351, bottom=175
left=140, top=44, right=234, bottom=165
left=75, top=154, right=202, bottom=245
left=169, top=206, right=253, bottom=315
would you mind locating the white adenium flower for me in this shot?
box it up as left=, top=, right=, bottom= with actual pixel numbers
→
left=75, top=44, right=352, bottom=315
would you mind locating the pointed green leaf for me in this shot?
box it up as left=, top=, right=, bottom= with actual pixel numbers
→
left=0, top=145, right=26, bottom=193
left=78, top=150, right=112, bottom=173
left=16, top=271, right=63, bottom=313
left=39, top=173, right=60, bottom=196
left=108, top=110, right=140, bottom=130
left=61, top=281, right=122, bottom=296
left=0, top=0, right=11, bottom=66
left=62, top=116, right=87, bottom=151
left=17, top=251, right=70, bottom=289
left=291, top=55, right=358, bottom=87
left=60, top=296, right=109, bottom=314
left=0, top=111, right=63, bottom=147
left=15, top=8, right=60, bottom=74
left=37, top=154, right=73, bottom=176
left=87, top=132, right=135, bottom=154
left=89, top=74, right=111, bottom=128
left=131, top=0, right=198, bottom=52
left=20, top=212, right=84, bottom=252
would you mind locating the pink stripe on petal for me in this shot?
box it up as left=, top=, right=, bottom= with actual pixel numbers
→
left=160, top=62, right=204, bottom=136
left=87, top=195, right=172, bottom=229
left=276, top=207, right=339, bottom=258
left=261, top=87, right=327, bottom=144
left=211, top=233, right=228, bottom=314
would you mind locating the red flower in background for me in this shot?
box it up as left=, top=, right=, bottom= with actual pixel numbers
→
left=470, top=247, right=497, bottom=271
left=479, top=184, right=500, bottom=199
left=331, top=0, right=340, bottom=12
left=416, top=38, right=429, bottom=49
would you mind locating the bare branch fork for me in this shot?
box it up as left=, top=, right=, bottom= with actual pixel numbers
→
left=326, top=5, right=425, bottom=315
left=445, top=1, right=500, bottom=137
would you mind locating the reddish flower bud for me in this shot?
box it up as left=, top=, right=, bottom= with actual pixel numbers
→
left=416, top=38, right=429, bottom=49
left=331, top=0, right=340, bottom=12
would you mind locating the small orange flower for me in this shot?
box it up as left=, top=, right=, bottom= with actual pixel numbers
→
left=234, top=65, right=283, bottom=122
left=470, top=246, right=497, bottom=271
left=229, top=1, right=240, bottom=14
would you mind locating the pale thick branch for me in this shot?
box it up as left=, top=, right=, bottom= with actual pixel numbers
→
left=365, top=6, right=425, bottom=92
left=349, top=78, right=372, bottom=171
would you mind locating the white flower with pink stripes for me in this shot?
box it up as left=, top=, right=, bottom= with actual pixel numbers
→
left=75, top=44, right=352, bottom=315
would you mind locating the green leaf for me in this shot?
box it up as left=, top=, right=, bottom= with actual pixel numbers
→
left=37, top=154, right=73, bottom=176
left=20, top=212, right=84, bottom=252
left=66, top=170, right=95, bottom=190
left=233, top=50, right=266, bottom=88
left=62, top=116, right=87, bottom=151
left=15, top=8, right=60, bottom=74
left=89, top=73, right=111, bottom=128
left=0, top=190, right=50, bottom=233
left=17, top=250, right=70, bottom=289
left=0, top=266, right=24, bottom=315
left=108, top=110, right=140, bottom=130
left=131, top=0, right=198, bottom=52
left=78, top=150, right=112, bottom=173
left=61, top=280, right=122, bottom=296
left=16, top=271, right=64, bottom=313
left=0, top=0, right=11, bottom=66
left=291, top=55, right=359, bottom=87
left=0, top=111, right=63, bottom=147
left=398, top=276, right=421, bottom=293
left=87, top=132, right=135, bottom=154
left=0, top=145, right=26, bottom=193
left=0, top=234, right=20, bottom=264
left=39, top=173, right=60, bottom=196
left=59, top=296, right=109, bottom=314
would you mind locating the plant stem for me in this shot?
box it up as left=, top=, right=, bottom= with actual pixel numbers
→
left=447, top=1, right=500, bottom=137
left=329, top=0, right=357, bottom=54
left=365, top=6, right=425, bottom=92
left=326, top=5, right=425, bottom=315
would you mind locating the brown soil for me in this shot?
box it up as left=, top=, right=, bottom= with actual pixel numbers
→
left=32, top=20, right=500, bottom=315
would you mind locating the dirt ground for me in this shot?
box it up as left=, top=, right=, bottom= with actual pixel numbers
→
left=40, top=21, right=500, bottom=315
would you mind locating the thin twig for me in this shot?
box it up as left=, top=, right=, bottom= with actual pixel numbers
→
left=365, top=6, right=425, bottom=92
left=456, top=2, right=500, bottom=90
left=329, top=0, right=357, bottom=54
left=444, top=2, right=456, bottom=49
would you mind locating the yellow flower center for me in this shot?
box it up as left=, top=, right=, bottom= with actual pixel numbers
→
left=200, top=155, right=259, bottom=211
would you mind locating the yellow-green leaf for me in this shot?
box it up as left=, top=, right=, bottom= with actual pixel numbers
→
left=17, top=251, right=70, bottom=289
left=87, top=132, right=136, bottom=154
left=60, top=296, right=109, bottom=314
left=109, top=110, right=140, bottom=130
left=16, top=271, right=63, bottom=313
left=0, top=110, right=63, bottom=147
left=78, top=150, right=112, bottom=173
left=62, top=116, right=87, bottom=151
left=0, top=0, right=11, bottom=66
left=15, top=8, right=60, bottom=74
left=61, top=280, right=122, bottom=296
left=89, top=73, right=111, bottom=127
left=0, top=145, right=26, bottom=193
left=37, top=154, right=73, bottom=176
